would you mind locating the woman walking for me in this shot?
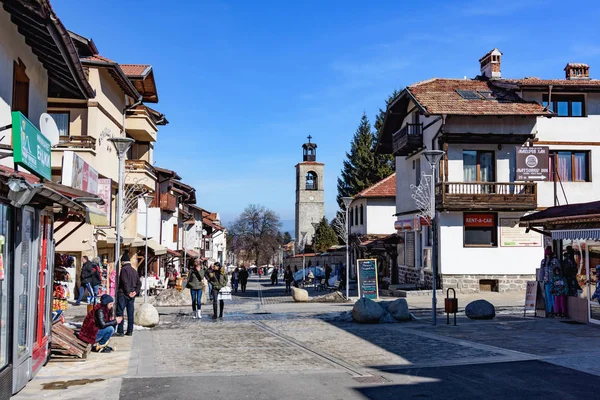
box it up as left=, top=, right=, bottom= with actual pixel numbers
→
left=187, top=259, right=205, bottom=319
left=208, top=262, right=228, bottom=319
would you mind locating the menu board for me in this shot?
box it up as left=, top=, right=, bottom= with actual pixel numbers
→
left=357, top=259, right=378, bottom=300
left=405, top=232, right=415, bottom=267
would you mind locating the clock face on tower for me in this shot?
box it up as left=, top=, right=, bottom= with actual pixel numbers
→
left=309, top=196, right=314, bottom=201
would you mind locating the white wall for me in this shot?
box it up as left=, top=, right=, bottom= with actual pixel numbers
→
left=439, top=211, right=541, bottom=275
left=365, top=198, right=396, bottom=235
left=349, top=198, right=367, bottom=235
left=0, top=9, right=48, bottom=166
left=136, top=197, right=161, bottom=239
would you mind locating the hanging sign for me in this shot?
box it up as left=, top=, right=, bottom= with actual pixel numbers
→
left=357, top=258, right=378, bottom=300
left=516, top=146, right=549, bottom=181
left=11, top=112, right=51, bottom=180
left=97, top=179, right=112, bottom=226
left=61, top=151, right=99, bottom=194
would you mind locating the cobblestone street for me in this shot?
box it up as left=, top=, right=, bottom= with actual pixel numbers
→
left=13, top=278, right=599, bottom=399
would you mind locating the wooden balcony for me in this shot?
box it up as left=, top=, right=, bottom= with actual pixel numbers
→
left=436, top=182, right=537, bottom=211
left=55, top=135, right=96, bottom=150
left=392, top=123, right=423, bottom=156
left=159, top=192, right=177, bottom=213
left=125, top=160, right=156, bottom=191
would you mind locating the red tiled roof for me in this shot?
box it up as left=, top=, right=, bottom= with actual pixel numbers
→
left=407, top=78, right=551, bottom=116
left=120, top=64, right=151, bottom=76
left=502, top=77, right=600, bottom=87
left=80, top=54, right=116, bottom=63
left=353, top=173, right=396, bottom=199
left=0, top=165, right=39, bottom=184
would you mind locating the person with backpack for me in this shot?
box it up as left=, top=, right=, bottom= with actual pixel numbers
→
left=187, top=259, right=205, bottom=319
left=78, top=294, right=122, bottom=353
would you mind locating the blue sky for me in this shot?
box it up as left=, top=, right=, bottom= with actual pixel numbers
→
left=54, top=0, right=600, bottom=232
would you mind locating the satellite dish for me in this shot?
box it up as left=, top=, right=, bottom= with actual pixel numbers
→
left=39, top=113, right=60, bottom=146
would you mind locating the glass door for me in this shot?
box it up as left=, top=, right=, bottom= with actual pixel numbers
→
left=588, top=246, right=600, bottom=324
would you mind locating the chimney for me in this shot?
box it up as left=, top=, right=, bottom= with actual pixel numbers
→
left=564, top=63, right=590, bottom=80
left=479, top=48, right=502, bottom=79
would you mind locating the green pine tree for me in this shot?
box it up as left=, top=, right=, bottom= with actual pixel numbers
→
left=336, top=112, right=395, bottom=208
left=315, top=217, right=338, bottom=253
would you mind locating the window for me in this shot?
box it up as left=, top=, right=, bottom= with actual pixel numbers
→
left=549, top=151, right=590, bottom=182
left=349, top=209, right=354, bottom=227
left=464, top=213, right=497, bottom=247
left=359, top=205, right=364, bottom=225
left=354, top=207, right=359, bottom=226
left=305, top=171, right=318, bottom=190
left=463, top=150, right=495, bottom=182
left=173, top=224, right=179, bottom=244
left=542, top=94, right=585, bottom=117
left=12, top=60, right=29, bottom=117
left=49, top=112, right=69, bottom=136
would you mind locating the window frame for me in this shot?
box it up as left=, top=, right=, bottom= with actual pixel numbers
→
left=463, top=213, right=498, bottom=248
left=359, top=204, right=364, bottom=225
left=463, top=150, right=496, bottom=182
left=305, top=171, right=318, bottom=191
left=542, top=94, right=586, bottom=117
left=48, top=111, right=70, bottom=137
left=549, top=150, right=591, bottom=182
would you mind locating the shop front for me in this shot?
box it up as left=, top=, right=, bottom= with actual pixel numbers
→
left=521, top=201, right=600, bottom=325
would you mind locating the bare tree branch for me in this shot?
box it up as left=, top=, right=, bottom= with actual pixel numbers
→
left=332, top=210, right=348, bottom=244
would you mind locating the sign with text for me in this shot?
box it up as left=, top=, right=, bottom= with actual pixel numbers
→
left=524, top=281, right=538, bottom=316
left=11, top=112, right=51, bottom=180
left=357, top=258, right=379, bottom=300
left=516, top=146, right=549, bottom=181
left=500, top=218, right=542, bottom=247
left=97, top=178, right=112, bottom=227
left=62, top=151, right=99, bottom=194
left=464, top=213, right=495, bottom=228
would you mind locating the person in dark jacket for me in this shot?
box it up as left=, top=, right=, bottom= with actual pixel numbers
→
left=284, top=266, right=293, bottom=294
left=115, top=254, right=140, bottom=336
left=187, top=259, right=205, bottom=319
left=325, top=264, right=332, bottom=283
left=239, top=266, right=249, bottom=293
left=207, top=262, right=228, bottom=319
left=79, top=294, right=122, bottom=352
left=271, top=267, right=278, bottom=285
left=90, top=257, right=102, bottom=301
left=75, top=256, right=95, bottom=305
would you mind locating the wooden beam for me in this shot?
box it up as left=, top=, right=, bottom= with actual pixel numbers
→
left=56, top=220, right=85, bottom=247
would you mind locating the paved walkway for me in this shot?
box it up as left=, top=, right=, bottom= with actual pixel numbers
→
left=13, top=278, right=598, bottom=399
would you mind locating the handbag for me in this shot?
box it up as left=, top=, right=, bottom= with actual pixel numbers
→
left=218, top=287, right=232, bottom=301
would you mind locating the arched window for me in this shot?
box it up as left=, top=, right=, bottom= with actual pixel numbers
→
left=360, top=204, right=364, bottom=225
left=305, top=171, right=318, bottom=190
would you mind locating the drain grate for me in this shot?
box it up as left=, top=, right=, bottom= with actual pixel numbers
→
left=353, top=375, right=391, bottom=384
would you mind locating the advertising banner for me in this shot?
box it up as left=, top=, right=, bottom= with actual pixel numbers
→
left=357, top=258, right=378, bottom=300
left=61, top=151, right=99, bottom=194
left=97, top=178, right=112, bottom=226
left=500, top=218, right=542, bottom=247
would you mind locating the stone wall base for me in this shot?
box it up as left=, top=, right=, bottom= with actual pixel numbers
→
left=398, top=265, right=433, bottom=287
left=442, top=274, right=536, bottom=294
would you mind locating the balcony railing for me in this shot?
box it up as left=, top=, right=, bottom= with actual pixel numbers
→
left=436, top=182, right=537, bottom=211
left=125, top=159, right=155, bottom=175
left=159, top=192, right=177, bottom=213
left=392, top=123, right=423, bottom=156
left=55, top=135, right=96, bottom=150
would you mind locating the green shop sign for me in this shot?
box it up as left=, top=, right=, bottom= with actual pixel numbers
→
left=11, top=112, right=51, bottom=180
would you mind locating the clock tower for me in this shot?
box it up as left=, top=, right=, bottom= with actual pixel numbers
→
left=295, top=136, right=325, bottom=247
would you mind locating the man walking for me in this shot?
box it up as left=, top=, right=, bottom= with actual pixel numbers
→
left=75, top=256, right=95, bottom=305
left=115, top=253, right=140, bottom=336
left=239, top=266, right=249, bottom=293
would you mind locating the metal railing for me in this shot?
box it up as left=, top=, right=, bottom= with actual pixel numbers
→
left=392, top=123, right=423, bottom=154
left=56, top=135, right=96, bottom=150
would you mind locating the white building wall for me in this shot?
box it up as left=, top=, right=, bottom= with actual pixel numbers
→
left=365, top=198, right=396, bottom=235
left=349, top=198, right=367, bottom=235
left=438, top=211, right=541, bottom=276
left=136, top=197, right=161, bottom=240
left=0, top=9, right=49, bottom=167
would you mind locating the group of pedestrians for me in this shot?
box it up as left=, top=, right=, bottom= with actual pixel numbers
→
left=230, top=266, right=249, bottom=293
left=186, top=261, right=234, bottom=319
left=539, top=246, right=581, bottom=318
left=75, top=256, right=103, bottom=305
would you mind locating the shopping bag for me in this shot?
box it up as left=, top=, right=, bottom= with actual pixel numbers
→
left=218, top=287, right=232, bottom=301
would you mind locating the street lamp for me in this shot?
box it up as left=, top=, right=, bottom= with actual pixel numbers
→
left=143, top=194, right=154, bottom=304
left=109, top=137, right=134, bottom=309
left=423, top=149, right=445, bottom=326
left=342, top=197, right=353, bottom=299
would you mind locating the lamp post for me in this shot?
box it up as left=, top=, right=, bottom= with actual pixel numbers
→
left=423, top=150, right=445, bottom=326
left=108, top=137, right=134, bottom=310
left=143, top=194, right=154, bottom=304
left=342, top=197, right=353, bottom=299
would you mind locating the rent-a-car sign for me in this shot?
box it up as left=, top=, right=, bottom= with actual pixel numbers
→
left=516, top=146, right=549, bottom=181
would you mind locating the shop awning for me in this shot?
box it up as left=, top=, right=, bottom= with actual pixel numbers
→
left=85, top=205, right=109, bottom=226
left=167, top=249, right=181, bottom=257
left=148, top=239, right=167, bottom=255
left=551, top=229, right=600, bottom=241
left=184, top=249, right=200, bottom=258
left=96, top=228, right=134, bottom=245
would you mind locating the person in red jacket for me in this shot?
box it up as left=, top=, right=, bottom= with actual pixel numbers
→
left=78, top=294, right=122, bottom=352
